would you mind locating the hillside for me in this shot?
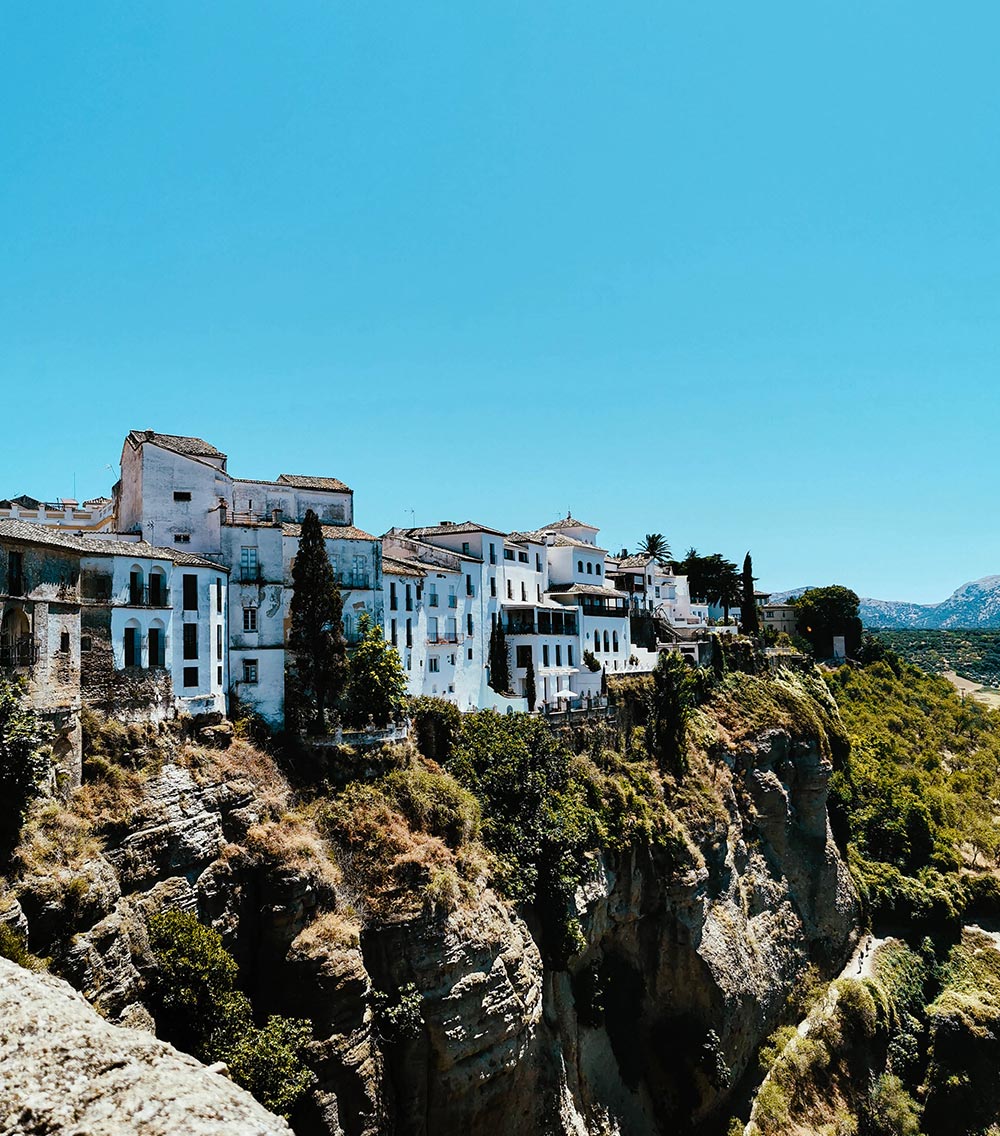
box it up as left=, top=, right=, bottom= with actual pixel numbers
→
left=773, top=576, right=1000, bottom=630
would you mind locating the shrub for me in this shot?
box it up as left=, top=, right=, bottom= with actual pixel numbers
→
left=0, top=675, right=51, bottom=855
left=372, top=981, right=423, bottom=1044
left=410, top=697, right=462, bottom=762
left=0, top=922, right=44, bottom=971
left=147, top=909, right=314, bottom=1118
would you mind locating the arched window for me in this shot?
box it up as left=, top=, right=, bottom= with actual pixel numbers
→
left=149, top=619, right=166, bottom=668
left=578, top=560, right=583, bottom=573
left=603, top=630, right=610, bottom=652
left=124, top=618, right=142, bottom=668
left=596, top=564, right=602, bottom=577
left=148, top=567, right=167, bottom=606
left=594, top=630, right=600, bottom=652
left=586, top=562, right=593, bottom=574
left=612, top=630, right=619, bottom=652
left=129, top=564, right=145, bottom=605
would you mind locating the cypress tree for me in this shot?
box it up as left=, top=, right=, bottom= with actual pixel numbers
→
left=493, top=621, right=511, bottom=694
left=524, top=654, right=536, bottom=711
left=287, top=509, right=347, bottom=733
left=741, top=552, right=759, bottom=635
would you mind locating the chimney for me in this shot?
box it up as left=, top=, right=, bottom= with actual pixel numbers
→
left=439, top=520, right=454, bottom=526
left=272, top=507, right=282, bottom=524
left=620, top=547, right=627, bottom=558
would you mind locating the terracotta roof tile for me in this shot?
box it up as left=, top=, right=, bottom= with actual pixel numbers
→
left=0, top=518, right=225, bottom=570
left=129, top=430, right=225, bottom=459
left=281, top=522, right=377, bottom=542
left=277, top=474, right=352, bottom=492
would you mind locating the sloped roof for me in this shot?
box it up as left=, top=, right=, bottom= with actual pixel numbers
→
left=547, top=582, right=629, bottom=598
left=129, top=430, right=225, bottom=459
left=0, top=518, right=225, bottom=569
left=612, top=554, right=653, bottom=570
left=405, top=521, right=507, bottom=538
left=539, top=514, right=599, bottom=532
left=281, top=522, right=377, bottom=543
left=520, top=530, right=608, bottom=553
left=276, top=474, right=352, bottom=493
left=382, top=554, right=427, bottom=578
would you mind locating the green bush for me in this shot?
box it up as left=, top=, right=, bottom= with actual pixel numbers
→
left=410, top=696, right=462, bottom=762
left=0, top=675, right=51, bottom=855
left=148, top=910, right=314, bottom=1118
left=372, top=981, right=424, bottom=1044
left=381, top=765, right=480, bottom=847
left=0, top=922, right=44, bottom=971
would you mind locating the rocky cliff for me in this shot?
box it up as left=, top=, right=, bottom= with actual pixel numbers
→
left=0, top=955, right=291, bottom=1135
left=0, top=673, right=859, bottom=1136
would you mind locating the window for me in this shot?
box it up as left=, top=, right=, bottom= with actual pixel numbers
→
left=466, top=574, right=474, bottom=596
left=445, top=617, right=457, bottom=642
left=216, top=625, right=223, bottom=660
left=406, top=619, right=412, bottom=648
left=81, top=636, right=92, bottom=653
left=555, top=644, right=562, bottom=666
left=536, top=553, right=542, bottom=571
left=467, top=647, right=473, bottom=660
left=521, top=581, right=527, bottom=601
left=578, top=560, right=583, bottom=573
left=429, top=656, right=440, bottom=673
left=428, top=616, right=438, bottom=641
left=149, top=628, right=165, bottom=668
left=59, top=630, right=70, bottom=652
left=489, top=544, right=497, bottom=565
left=613, top=630, right=619, bottom=651
left=490, top=576, right=496, bottom=597
left=183, top=623, right=198, bottom=660
left=516, top=645, right=532, bottom=668
left=506, top=579, right=513, bottom=599
left=596, top=564, right=602, bottom=577
left=174, top=533, right=191, bottom=544
left=149, top=571, right=166, bottom=606
left=217, top=666, right=223, bottom=685
left=503, top=548, right=514, bottom=561
left=216, top=578, right=223, bottom=612
left=448, top=587, right=457, bottom=608
left=243, top=659, right=259, bottom=684
left=390, top=619, right=397, bottom=646
left=429, top=584, right=439, bottom=607
left=243, top=607, right=257, bottom=632
left=517, top=551, right=529, bottom=564
left=603, top=630, right=610, bottom=652
left=594, top=630, right=600, bottom=651
left=240, top=547, right=259, bottom=582
left=462, top=541, right=471, bottom=554
left=8, top=551, right=24, bottom=595
left=173, top=491, right=192, bottom=502
left=449, top=653, right=456, bottom=665
left=405, top=584, right=413, bottom=611
left=542, top=645, right=549, bottom=666
left=183, top=666, right=199, bottom=688
left=390, top=582, right=398, bottom=610
left=182, top=574, right=198, bottom=611
left=467, top=613, right=473, bottom=635
left=567, top=645, right=574, bottom=667
left=129, top=569, right=143, bottom=605
left=124, top=626, right=139, bottom=668
left=586, top=562, right=593, bottom=574
left=536, top=584, right=541, bottom=602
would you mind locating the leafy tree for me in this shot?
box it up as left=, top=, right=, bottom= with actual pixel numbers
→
left=342, top=612, right=408, bottom=728
left=0, top=674, right=50, bottom=856
left=148, top=910, right=314, bottom=1119
left=524, top=654, right=537, bottom=710
left=286, top=509, right=347, bottom=733
left=488, top=619, right=511, bottom=694
left=675, top=549, right=740, bottom=621
left=646, top=651, right=696, bottom=776
left=741, top=552, right=759, bottom=635
left=638, top=533, right=671, bottom=565
left=410, top=696, right=462, bottom=761
left=795, top=585, right=862, bottom=659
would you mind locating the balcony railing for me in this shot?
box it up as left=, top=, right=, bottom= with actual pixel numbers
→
left=240, top=566, right=264, bottom=584
left=127, top=585, right=171, bottom=608
left=0, top=637, right=38, bottom=668
left=427, top=631, right=459, bottom=644
left=335, top=570, right=371, bottom=590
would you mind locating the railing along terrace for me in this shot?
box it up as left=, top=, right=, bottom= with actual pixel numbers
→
left=335, top=570, right=371, bottom=590
left=0, top=637, right=38, bottom=668
left=127, top=585, right=171, bottom=608
left=240, top=566, right=264, bottom=584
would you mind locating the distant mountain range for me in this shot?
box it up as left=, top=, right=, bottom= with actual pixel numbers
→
left=770, top=577, right=1000, bottom=630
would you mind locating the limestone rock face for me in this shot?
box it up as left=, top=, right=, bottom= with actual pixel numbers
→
left=0, top=956, right=290, bottom=1136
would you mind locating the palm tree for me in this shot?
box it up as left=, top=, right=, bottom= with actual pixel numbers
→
left=638, top=533, right=671, bottom=565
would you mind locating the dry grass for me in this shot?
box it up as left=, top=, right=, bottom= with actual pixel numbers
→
left=176, top=738, right=291, bottom=817
left=14, top=798, right=102, bottom=877
left=290, top=908, right=362, bottom=954
left=243, top=812, right=340, bottom=892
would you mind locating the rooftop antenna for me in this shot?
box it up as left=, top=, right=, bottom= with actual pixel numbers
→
left=409, top=508, right=415, bottom=527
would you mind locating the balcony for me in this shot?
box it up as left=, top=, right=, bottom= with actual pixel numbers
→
left=427, top=631, right=459, bottom=644
left=537, top=614, right=578, bottom=636
left=240, top=566, right=264, bottom=584
left=335, top=570, right=371, bottom=590
left=0, top=637, right=38, bottom=668
left=127, top=584, right=171, bottom=608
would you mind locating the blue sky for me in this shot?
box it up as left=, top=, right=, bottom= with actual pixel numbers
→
left=2, top=3, right=998, bottom=603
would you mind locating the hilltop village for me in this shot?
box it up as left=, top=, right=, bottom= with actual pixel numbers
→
left=0, top=430, right=791, bottom=776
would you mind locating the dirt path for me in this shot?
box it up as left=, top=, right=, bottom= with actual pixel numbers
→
left=942, top=670, right=1000, bottom=710
left=840, top=934, right=895, bottom=981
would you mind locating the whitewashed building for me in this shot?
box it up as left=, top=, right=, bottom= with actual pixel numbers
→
left=113, top=430, right=381, bottom=729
